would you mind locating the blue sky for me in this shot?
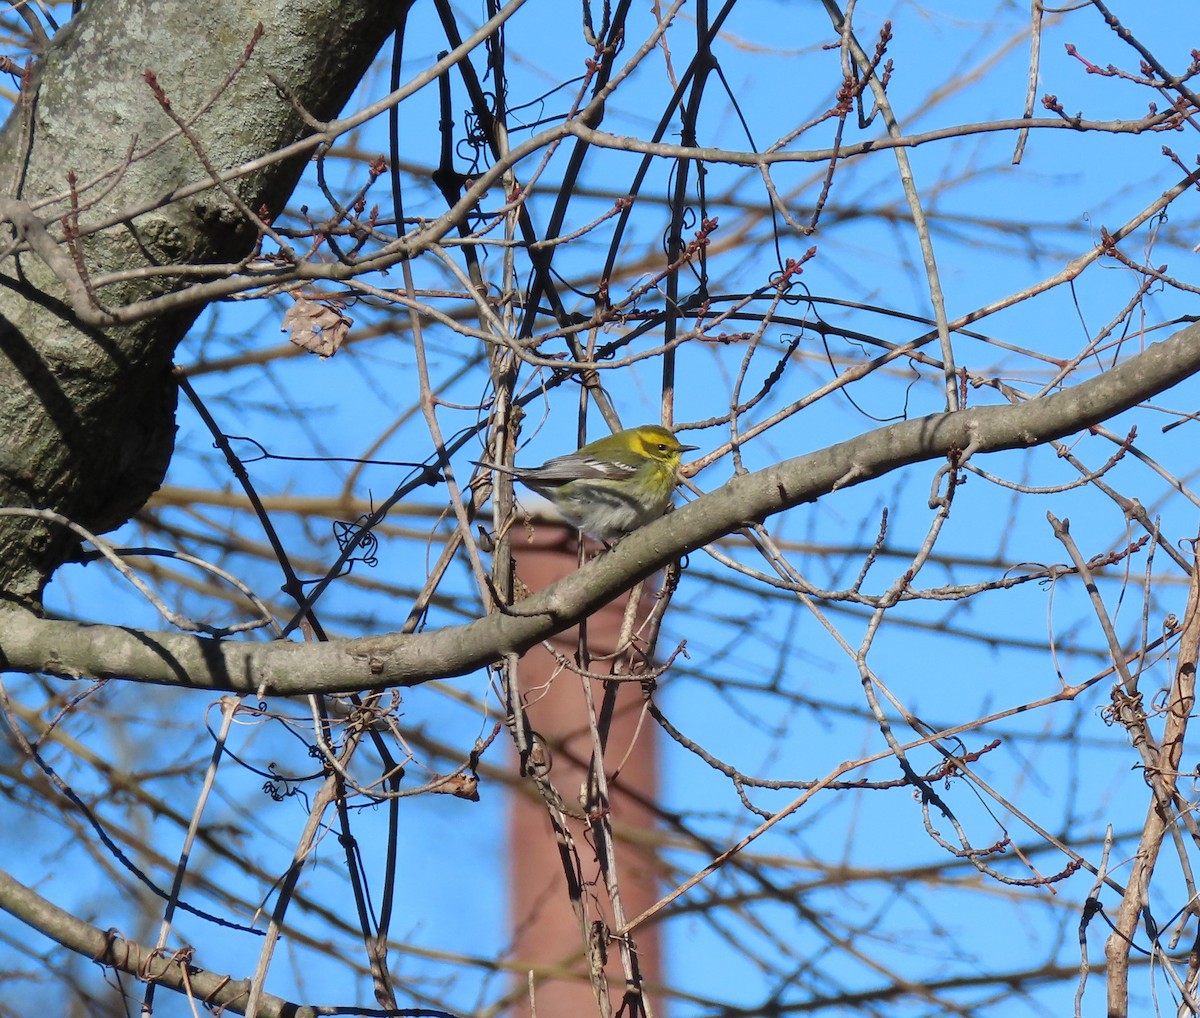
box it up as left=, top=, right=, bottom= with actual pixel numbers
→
left=7, top=2, right=1200, bottom=1016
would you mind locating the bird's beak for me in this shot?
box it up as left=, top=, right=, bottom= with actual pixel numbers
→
left=679, top=444, right=700, bottom=453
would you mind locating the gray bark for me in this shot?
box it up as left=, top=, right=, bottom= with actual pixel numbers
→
left=3, top=321, right=1198, bottom=694
left=0, top=0, right=399, bottom=606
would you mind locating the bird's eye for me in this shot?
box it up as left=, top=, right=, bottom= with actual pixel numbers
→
left=657, top=443, right=669, bottom=452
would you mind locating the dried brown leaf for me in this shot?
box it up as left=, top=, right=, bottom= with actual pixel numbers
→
left=281, top=295, right=352, bottom=358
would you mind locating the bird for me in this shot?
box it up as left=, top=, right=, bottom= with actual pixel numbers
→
left=477, top=424, right=698, bottom=542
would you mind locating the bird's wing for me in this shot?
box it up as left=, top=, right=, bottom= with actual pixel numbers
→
left=519, top=453, right=639, bottom=485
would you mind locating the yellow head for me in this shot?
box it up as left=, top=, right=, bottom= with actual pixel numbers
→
left=622, top=424, right=699, bottom=466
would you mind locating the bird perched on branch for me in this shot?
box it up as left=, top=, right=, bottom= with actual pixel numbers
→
left=478, top=424, right=698, bottom=542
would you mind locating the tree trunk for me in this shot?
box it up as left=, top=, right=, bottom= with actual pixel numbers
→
left=0, top=0, right=399, bottom=606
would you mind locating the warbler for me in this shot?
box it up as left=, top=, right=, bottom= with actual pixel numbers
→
left=479, top=424, right=698, bottom=542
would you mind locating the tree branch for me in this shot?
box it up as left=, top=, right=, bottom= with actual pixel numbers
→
left=3, top=322, right=1198, bottom=695
left=0, top=867, right=310, bottom=1018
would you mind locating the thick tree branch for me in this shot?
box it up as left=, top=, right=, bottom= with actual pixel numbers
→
left=0, top=868, right=311, bottom=1018
left=2, top=323, right=1197, bottom=694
